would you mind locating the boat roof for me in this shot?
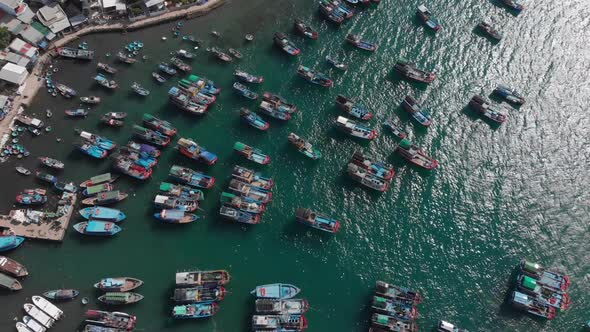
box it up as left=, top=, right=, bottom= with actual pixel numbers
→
left=522, top=276, right=537, bottom=289
left=512, top=291, right=529, bottom=304
left=159, top=182, right=175, bottom=191
left=336, top=116, right=349, bottom=124
left=162, top=209, right=184, bottom=218
left=154, top=195, right=169, bottom=204
left=86, top=222, right=108, bottom=232
left=101, top=278, right=124, bottom=287
left=234, top=141, right=248, bottom=150
left=417, top=4, right=428, bottom=11
left=98, top=191, right=120, bottom=200
left=0, top=272, right=17, bottom=286
left=86, top=183, right=110, bottom=194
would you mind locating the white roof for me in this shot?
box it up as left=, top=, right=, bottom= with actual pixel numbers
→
left=0, top=62, right=28, bottom=85
left=102, top=0, right=116, bottom=7
left=0, top=95, right=8, bottom=108
left=154, top=195, right=168, bottom=204
left=36, top=3, right=70, bottom=33
left=144, top=0, right=164, bottom=7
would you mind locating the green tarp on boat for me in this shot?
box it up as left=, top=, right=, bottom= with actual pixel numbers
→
left=523, top=276, right=537, bottom=290
left=399, top=139, right=412, bottom=149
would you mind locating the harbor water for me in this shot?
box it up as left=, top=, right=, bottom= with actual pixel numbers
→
left=1, top=0, right=589, bottom=330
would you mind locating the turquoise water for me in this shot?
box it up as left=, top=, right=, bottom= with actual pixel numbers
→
left=1, top=0, right=589, bottom=331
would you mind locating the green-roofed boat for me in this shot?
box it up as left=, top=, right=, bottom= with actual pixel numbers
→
left=80, top=173, right=118, bottom=188
left=172, top=302, right=219, bottom=319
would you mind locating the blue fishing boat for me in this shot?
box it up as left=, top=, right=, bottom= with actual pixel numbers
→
left=220, top=192, right=265, bottom=214
left=234, top=70, right=264, bottom=83
left=35, top=171, right=57, bottom=183
left=375, top=281, right=423, bottom=305
left=154, top=209, right=199, bottom=224
left=153, top=195, right=198, bottom=212
left=131, top=82, right=150, bottom=96
left=159, top=182, right=204, bottom=201
left=326, top=56, right=348, bottom=71
left=172, top=302, right=219, bottom=319
left=371, top=313, right=417, bottom=331
left=335, top=116, right=377, bottom=140
left=273, top=33, right=301, bottom=56
left=54, top=181, right=78, bottom=193
left=263, top=92, right=297, bottom=113
left=240, top=108, right=269, bottom=130
left=232, top=165, right=274, bottom=190
left=169, top=165, right=215, bottom=189
left=335, top=95, right=373, bottom=120
left=233, top=82, right=258, bottom=100
left=233, top=141, right=270, bottom=165
left=79, top=207, right=126, bottom=222
left=65, top=109, right=88, bottom=117
left=176, top=138, right=218, bottom=165
left=75, top=142, right=108, bottom=159
left=383, top=120, right=408, bottom=139
left=80, top=131, right=117, bottom=151
left=251, top=284, right=301, bottom=299
left=351, top=151, right=395, bottom=180
left=401, top=95, right=432, bottom=126
left=297, top=65, right=333, bottom=87
left=132, top=125, right=171, bottom=147
left=371, top=296, right=418, bottom=322
left=494, top=85, right=525, bottom=105
left=127, top=141, right=161, bottom=158
left=288, top=133, right=321, bottom=160
left=258, top=101, right=291, bottom=121
left=73, top=221, right=122, bottom=236
left=346, top=34, right=378, bottom=51
left=16, top=188, right=47, bottom=205
left=228, top=179, right=272, bottom=203
left=219, top=206, right=261, bottom=224
left=0, top=235, right=25, bottom=252
left=158, top=63, right=177, bottom=75
left=94, top=74, right=118, bottom=89
left=252, top=314, right=308, bottom=330
left=296, top=208, right=340, bottom=233
left=152, top=72, right=166, bottom=83
left=510, top=291, right=556, bottom=319
left=319, top=2, right=345, bottom=25
left=416, top=5, right=442, bottom=31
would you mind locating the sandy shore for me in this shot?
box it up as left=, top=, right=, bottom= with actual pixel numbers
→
left=0, top=0, right=225, bottom=150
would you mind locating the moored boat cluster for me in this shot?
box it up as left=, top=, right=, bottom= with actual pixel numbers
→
left=368, top=281, right=422, bottom=332
left=172, top=270, right=231, bottom=319
left=15, top=296, right=64, bottom=332
left=251, top=283, right=309, bottom=331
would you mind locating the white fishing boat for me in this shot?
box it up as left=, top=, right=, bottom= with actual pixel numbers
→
left=15, top=322, right=32, bottom=332
left=32, top=295, right=64, bottom=320
left=23, top=316, right=47, bottom=332
left=23, top=303, right=55, bottom=328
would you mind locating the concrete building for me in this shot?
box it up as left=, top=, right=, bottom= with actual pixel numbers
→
left=101, top=0, right=127, bottom=15
left=0, top=62, right=28, bottom=85
left=36, top=2, right=71, bottom=34
left=144, top=0, right=165, bottom=13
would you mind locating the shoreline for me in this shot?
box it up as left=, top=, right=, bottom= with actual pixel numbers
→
left=0, top=0, right=226, bottom=153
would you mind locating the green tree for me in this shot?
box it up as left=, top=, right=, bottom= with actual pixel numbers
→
left=0, top=27, right=12, bottom=49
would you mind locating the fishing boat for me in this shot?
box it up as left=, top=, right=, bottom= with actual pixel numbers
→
left=401, top=95, right=432, bottom=126
left=335, top=116, right=377, bottom=140
left=294, top=18, right=319, bottom=39
left=228, top=180, right=272, bottom=203
left=43, top=289, right=80, bottom=301
left=142, top=113, right=177, bottom=136
left=15, top=114, right=44, bottom=128
left=252, top=314, right=308, bottom=330
left=39, top=157, right=64, bottom=170
left=232, top=165, right=273, bottom=190
left=477, top=22, right=502, bottom=40
left=23, top=304, right=54, bottom=328
left=116, top=148, right=158, bottom=169
left=175, top=270, right=231, bottom=287
left=98, top=292, right=143, bottom=305
left=371, top=313, right=418, bottom=332
left=35, top=171, right=57, bottom=183
left=32, top=295, right=63, bottom=320
left=255, top=298, right=309, bottom=314
left=152, top=72, right=166, bottom=83
left=346, top=34, right=378, bottom=51
left=54, top=181, right=78, bottom=193
left=16, top=166, right=31, bottom=176
left=80, top=173, right=118, bottom=188
left=501, top=0, right=524, bottom=13
left=172, top=286, right=226, bottom=303
left=82, top=183, right=113, bottom=197
left=273, top=32, right=301, bottom=56
left=75, top=142, right=108, bottom=159
left=263, top=92, right=297, bottom=113
left=510, top=291, right=556, bottom=319
left=79, top=206, right=126, bottom=222
left=319, top=2, right=345, bottom=25
left=94, top=74, right=118, bottom=89
left=81, top=191, right=128, bottom=206
left=127, top=141, right=161, bottom=158
left=159, top=182, right=204, bottom=201
left=494, top=85, right=525, bottom=105
left=396, top=139, right=438, bottom=170
left=296, top=208, right=340, bottom=233
left=83, top=324, right=125, bottom=332
left=347, top=163, right=390, bottom=191
left=131, top=82, right=149, bottom=96
left=326, top=56, right=348, bottom=71
left=154, top=195, right=198, bottom=212
left=97, top=62, right=117, bottom=74
left=234, top=69, right=264, bottom=83
left=172, top=302, right=219, bottom=319
left=233, top=141, right=271, bottom=165
left=438, top=320, right=469, bottom=332
left=251, top=283, right=301, bottom=299
left=170, top=57, right=192, bottom=72
left=288, top=133, right=321, bottom=159
left=176, top=49, right=195, bottom=59
left=519, top=259, right=570, bottom=292
left=80, top=96, right=101, bottom=105
left=375, top=281, right=422, bottom=305
left=159, top=62, right=177, bottom=75
left=240, top=108, right=269, bottom=130
left=57, top=47, right=94, bottom=60
left=0, top=256, right=28, bottom=277
left=297, top=65, right=333, bottom=87
left=335, top=95, right=373, bottom=120
left=104, top=112, right=127, bottom=119
left=16, top=188, right=47, bottom=205
left=220, top=192, right=266, bottom=214
left=516, top=274, right=571, bottom=310
left=73, top=221, right=122, bottom=236
left=132, top=125, right=171, bottom=147
left=0, top=272, right=22, bottom=290
left=65, top=108, right=88, bottom=117
left=116, top=52, right=137, bottom=64
left=22, top=316, right=46, bottom=332
left=351, top=151, right=395, bottom=180
left=383, top=120, right=408, bottom=139
left=228, top=48, right=242, bottom=59
left=101, top=115, right=124, bottom=127
left=85, top=310, right=136, bottom=330
left=233, top=82, right=258, bottom=100
left=80, top=131, right=117, bottom=151
left=94, top=277, right=143, bottom=293
left=371, top=296, right=418, bottom=321
left=154, top=209, right=199, bottom=224
left=258, top=101, right=291, bottom=121
left=169, top=165, right=215, bottom=189
left=176, top=137, right=218, bottom=165
left=219, top=206, right=261, bottom=224
left=209, top=47, right=233, bottom=62
left=416, top=5, right=442, bottom=31
left=469, top=95, right=508, bottom=124
left=394, top=59, right=436, bottom=83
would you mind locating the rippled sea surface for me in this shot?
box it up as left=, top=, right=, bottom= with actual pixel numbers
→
left=1, top=0, right=589, bottom=330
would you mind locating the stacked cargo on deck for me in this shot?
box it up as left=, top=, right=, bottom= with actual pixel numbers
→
left=250, top=283, right=309, bottom=331
left=218, top=165, right=274, bottom=225
left=508, top=259, right=571, bottom=320
left=168, top=74, right=221, bottom=115
left=368, top=281, right=421, bottom=332
left=171, top=270, right=231, bottom=319
left=74, top=131, right=116, bottom=160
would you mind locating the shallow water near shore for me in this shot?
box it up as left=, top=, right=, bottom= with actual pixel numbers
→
left=1, top=0, right=589, bottom=331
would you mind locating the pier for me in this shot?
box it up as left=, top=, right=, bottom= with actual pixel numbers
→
left=0, top=192, right=77, bottom=242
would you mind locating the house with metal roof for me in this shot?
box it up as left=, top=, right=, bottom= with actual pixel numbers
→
left=8, top=38, right=38, bottom=61
left=0, top=10, right=24, bottom=35
left=0, top=50, right=30, bottom=67
left=0, top=62, right=28, bottom=85
left=18, top=24, right=45, bottom=45
left=36, top=2, right=71, bottom=34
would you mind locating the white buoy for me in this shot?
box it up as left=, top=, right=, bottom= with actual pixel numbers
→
left=161, top=37, right=167, bottom=41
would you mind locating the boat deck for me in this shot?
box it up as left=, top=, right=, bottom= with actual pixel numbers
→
left=0, top=192, right=76, bottom=242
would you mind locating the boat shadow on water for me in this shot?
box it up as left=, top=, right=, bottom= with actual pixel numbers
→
left=489, top=0, right=522, bottom=17
left=460, top=105, right=504, bottom=130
